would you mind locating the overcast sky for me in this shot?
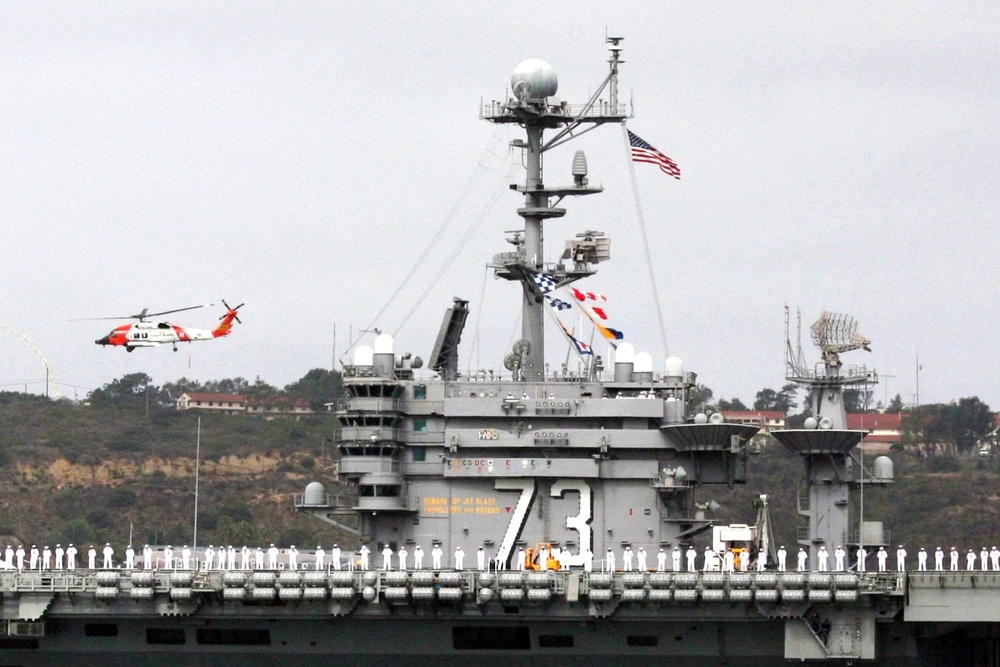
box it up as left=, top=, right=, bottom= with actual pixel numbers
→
left=2, top=2, right=997, bottom=409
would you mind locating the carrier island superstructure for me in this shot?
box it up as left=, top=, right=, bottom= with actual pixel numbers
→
left=2, top=37, right=1000, bottom=667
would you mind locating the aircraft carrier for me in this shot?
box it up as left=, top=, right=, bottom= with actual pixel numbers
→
left=2, top=38, right=999, bottom=667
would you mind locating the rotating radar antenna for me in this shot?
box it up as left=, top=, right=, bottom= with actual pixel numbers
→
left=810, top=311, right=871, bottom=368
left=0, top=325, right=61, bottom=399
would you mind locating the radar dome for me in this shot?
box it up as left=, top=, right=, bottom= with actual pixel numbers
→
left=303, top=481, right=326, bottom=506
left=634, top=352, right=653, bottom=373
left=374, top=333, right=394, bottom=355
left=615, top=343, right=635, bottom=364
left=709, top=412, right=724, bottom=424
left=694, top=413, right=708, bottom=424
left=664, top=356, right=684, bottom=377
left=818, top=417, right=834, bottom=430
left=804, top=417, right=818, bottom=429
left=354, top=345, right=374, bottom=366
left=872, top=456, right=894, bottom=481
left=511, top=59, right=558, bottom=101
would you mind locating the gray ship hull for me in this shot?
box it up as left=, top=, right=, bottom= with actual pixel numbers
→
left=0, top=616, right=931, bottom=667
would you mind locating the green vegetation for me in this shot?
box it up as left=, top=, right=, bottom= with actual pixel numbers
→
left=0, top=370, right=348, bottom=549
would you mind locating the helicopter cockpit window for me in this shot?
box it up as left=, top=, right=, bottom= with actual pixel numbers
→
left=158, top=323, right=170, bottom=329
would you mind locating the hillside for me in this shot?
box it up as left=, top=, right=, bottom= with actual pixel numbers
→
left=2, top=393, right=998, bottom=552
left=0, top=395, right=352, bottom=549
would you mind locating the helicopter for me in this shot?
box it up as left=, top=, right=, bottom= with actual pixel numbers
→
left=84, top=301, right=243, bottom=352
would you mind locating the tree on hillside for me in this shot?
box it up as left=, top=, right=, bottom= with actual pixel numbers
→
left=887, top=394, right=906, bottom=413
left=88, top=373, right=158, bottom=409
left=285, top=368, right=342, bottom=412
left=753, top=383, right=798, bottom=414
left=717, top=397, right=748, bottom=411
left=843, top=388, right=873, bottom=413
left=901, top=397, right=994, bottom=456
left=245, top=376, right=279, bottom=402
left=689, top=384, right=714, bottom=412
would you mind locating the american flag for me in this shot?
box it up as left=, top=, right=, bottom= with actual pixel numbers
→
left=628, top=130, right=681, bottom=179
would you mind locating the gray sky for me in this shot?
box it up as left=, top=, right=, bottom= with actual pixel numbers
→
left=2, top=2, right=997, bottom=409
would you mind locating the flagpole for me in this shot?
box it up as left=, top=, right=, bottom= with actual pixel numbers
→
left=621, top=122, right=670, bottom=359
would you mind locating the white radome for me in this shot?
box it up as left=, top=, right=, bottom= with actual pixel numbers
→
left=511, top=59, right=558, bottom=100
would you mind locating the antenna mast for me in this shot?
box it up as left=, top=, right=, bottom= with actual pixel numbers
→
left=482, top=38, right=631, bottom=380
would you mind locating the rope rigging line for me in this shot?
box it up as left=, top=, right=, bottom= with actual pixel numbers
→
left=465, top=265, right=490, bottom=377
left=391, top=153, right=519, bottom=337
left=620, top=122, right=669, bottom=359
left=339, top=127, right=511, bottom=364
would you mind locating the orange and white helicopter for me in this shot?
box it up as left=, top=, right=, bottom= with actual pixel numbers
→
left=86, top=301, right=243, bottom=352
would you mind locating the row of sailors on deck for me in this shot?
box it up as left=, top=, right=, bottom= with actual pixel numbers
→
left=7, top=542, right=1000, bottom=574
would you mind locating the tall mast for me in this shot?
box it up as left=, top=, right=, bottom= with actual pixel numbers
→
left=483, top=37, right=630, bottom=381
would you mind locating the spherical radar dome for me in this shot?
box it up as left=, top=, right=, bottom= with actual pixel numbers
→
left=511, top=59, right=558, bottom=101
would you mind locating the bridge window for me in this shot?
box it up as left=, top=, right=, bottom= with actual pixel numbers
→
left=414, top=385, right=427, bottom=399
left=627, top=635, right=658, bottom=647
left=147, top=628, right=186, bottom=645
left=452, top=626, right=530, bottom=650
left=84, top=623, right=118, bottom=637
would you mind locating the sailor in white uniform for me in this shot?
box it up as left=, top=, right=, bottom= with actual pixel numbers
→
left=816, top=546, right=829, bottom=571
left=330, top=544, right=341, bottom=571
left=967, top=549, right=977, bottom=571
left=606, top=549, right=616, bottom=572
left=515, top=547, right=525, bottom=571
left=934, top=547, right=944, bottom=571
left=413, top=545, right=423, bottom=569
left=88, top=545, right=97, bottom=570
left=686, top=546, right=697, bottom=572
left=182, top=546, right=192, bottom=570
left=359, top=544, right=371, bottom=570
left=916, top=547, right=927, bottom=571
left=287, top=545, right=298, bottom=571
left=29, top=545, right=39, bottom=570
left=950, top=547, right=959, bottom=571
left=896, top=545, right=907, bottom=572
left=398, top=546, right=408, bottom=570
left=431, top=544, right=443, bottom=570
left=102, top=543, right=114, bottom=569
left=142, top=544, right=152, bottom=570
left=241, top=545, right=250, bottom=570
left=315, top=546, right=325, bottom=570
left=17, top=545, right=26, bottom=571
left=637, top=547, right=647, bottom=571
left=796, top=548, right=808, bottom=572
left=454, top=546, right=465, bottom=570
left=877, top=547, right=888, bottom=572
left=777, top=546, right=787, bottom=572
left=42, top=546, right=51, bottom=570
left=622, top=546, right=634, bottom=572
left=55, top=544, right=64, bottom=570
left=255, top=547, right=265, bottom=570
left=205, top=546, right=216, bottom=570
left=267, top=544, right=279, bottom=570
left=757, top=548, right=767, bottom=572
left=164, top=545, right=174, bottom=569
left=66, top=544, right=77, bottom=570
left=477, top=546, right=486, bottom=571
left=855, top=546, right=867, bottom=572
left=834, top=546, right=846, bottom=571
left=124, top=545, right=135, bottom=570
left=657, top=548, right=667, bottom=572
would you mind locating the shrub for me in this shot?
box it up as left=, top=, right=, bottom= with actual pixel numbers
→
left=108, top=489, right=137, bottom=508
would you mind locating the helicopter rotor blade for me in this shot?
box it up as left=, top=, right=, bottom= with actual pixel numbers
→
left=220, top=300, right=244, bottom=324
left=69, top=303, right=214, bottom=322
